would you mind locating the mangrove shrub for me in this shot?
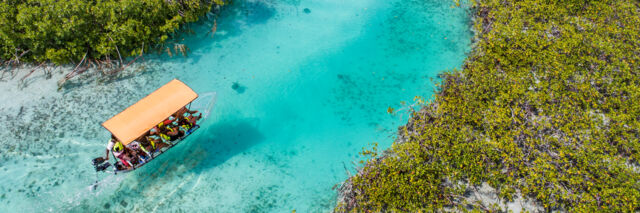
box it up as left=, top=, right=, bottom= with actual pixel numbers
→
left=0, top=0, right=225, bottom=65
left=339, top=0, right=640, bottom=212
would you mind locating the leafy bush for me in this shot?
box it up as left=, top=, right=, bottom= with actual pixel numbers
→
left=338, top=0, right=640, bottom=212
left=0, top=0, right=224, bottom=65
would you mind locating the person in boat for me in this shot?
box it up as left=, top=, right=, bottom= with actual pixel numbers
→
left=147, top=116, right=179, bottom=141
left=143, top=132, right=170, bottom=152
left=165, top=124, right=182, bottom=140
left=151, top=123, right=174, bottom=141
left=184, top=113, right=201, bottom=127
left=177, top=118, right=193, bottom=135
left=176, top=107, right=199, bottom=118
left=105, top=136, right=134, bottom=168
left=130, top=138, right=152, bottom=162
left=156, top=118, right=181, bottom=136
left=126, top=141, right=151, bottom=165
left=176, top=107, right=201, bottom=127
left=161, top=115, right=177, bottom=126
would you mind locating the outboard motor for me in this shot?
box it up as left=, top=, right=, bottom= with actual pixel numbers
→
left=92, top=157, right=111, bottom=172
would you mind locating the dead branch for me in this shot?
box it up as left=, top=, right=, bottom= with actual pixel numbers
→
left=57, top=66, right=88, bottom=90
left=210, top=19, right=217, bottom=38
left=94, top=59, right=101, bottom=70
left=166, top=47, right=173, bottom=57
left=88, top=58, right=96, bottom=68
left=115, top=44, right=123, bottom=66
left=20, top=61, right=46, bottom=82
left=73, top=51, right=88, bottom=72
left=18, top=49, right=31, bottom=58
left=174, top=44, right=187, bottom=56
left=118, top=55, right=142, bottom=73
left=97, top=59, right=108, bottom=75
left=57, top=51, right=88, bottom=89
left=108, top=36, right=124, bottom=66
left=44, top=66, right=52, bottom=79
left=10, top=49, right=31, bottom=65
left=140, top=42, right=145, bottom=62
left=0, top=62, right=7, bottom=80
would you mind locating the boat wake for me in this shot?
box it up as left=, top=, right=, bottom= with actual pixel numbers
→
left=88, top=172, right=126, bottom=193
left=191, top=92, right=217, bottom=121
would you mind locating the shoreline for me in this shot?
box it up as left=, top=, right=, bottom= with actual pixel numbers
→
left=336, top=108, right=543, bottom=212
left=335, top=0, right=640, bottom=211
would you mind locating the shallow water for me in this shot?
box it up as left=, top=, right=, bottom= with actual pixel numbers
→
left=0, top=0, right=470, bottom=212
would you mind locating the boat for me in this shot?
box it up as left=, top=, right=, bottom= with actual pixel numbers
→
left=91, top=79, right=215, bottom=174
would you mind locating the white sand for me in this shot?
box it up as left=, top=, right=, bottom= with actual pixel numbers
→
left=465, top=182, right=544, bottom=212
left=0, top=65, right=69, bottom=112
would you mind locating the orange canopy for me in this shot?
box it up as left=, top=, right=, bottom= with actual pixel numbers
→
left=102, top=79, right=198, bottom=145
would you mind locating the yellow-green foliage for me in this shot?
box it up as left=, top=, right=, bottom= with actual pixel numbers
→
left=340, top=0, right=640, bottom=212
left=0, top=0, right=225, bottom=64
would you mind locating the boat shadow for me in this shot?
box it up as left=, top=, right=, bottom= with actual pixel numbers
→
left=121, top=118, right=264, bottom=191
left=183, top=117, right=265, bottom=173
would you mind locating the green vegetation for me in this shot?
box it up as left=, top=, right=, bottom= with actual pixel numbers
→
left=338, top=0, right=640, bottom=211
left=0, top=0, right=225, bottom=65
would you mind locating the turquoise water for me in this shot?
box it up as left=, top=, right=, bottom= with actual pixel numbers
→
left=0, top=0, right=470, bottom=211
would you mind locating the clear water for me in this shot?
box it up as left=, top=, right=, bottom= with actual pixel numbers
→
left=0, top=0, right=470, bottom=212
